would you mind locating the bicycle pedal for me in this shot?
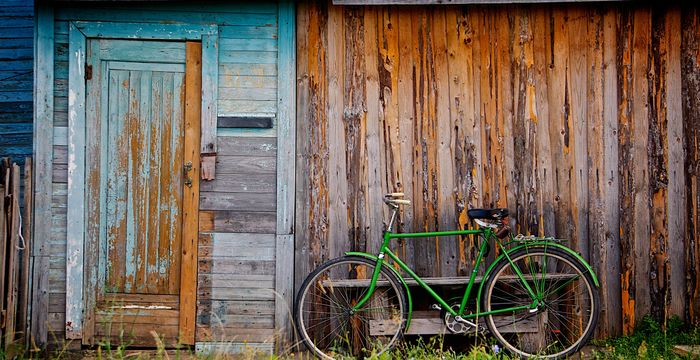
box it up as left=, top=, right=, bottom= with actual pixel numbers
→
left=431, top=304, right=442, bottom=311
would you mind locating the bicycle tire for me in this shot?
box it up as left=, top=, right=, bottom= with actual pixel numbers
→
left=294, top=255, right=408, bottom=359
left=482, top=246, right=600, bottom=359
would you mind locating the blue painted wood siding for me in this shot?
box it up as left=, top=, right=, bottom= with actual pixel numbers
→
left=0, top=0, right=33, bottom=166
left=46, top=2, right=280, bottom=346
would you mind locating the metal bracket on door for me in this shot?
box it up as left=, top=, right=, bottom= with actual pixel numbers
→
left=184, top=161, right=193, bottom=188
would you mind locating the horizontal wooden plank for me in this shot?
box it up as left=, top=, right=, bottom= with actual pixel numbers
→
left=220, top=38, right=277, bottom=51
left=55, top=8, right=276, bottom=26
left=100, top=293, right=180, bottom=306
left=198, top=210, right=276, bottom=233
left=195, top=342, right=273, bottom=355
left=214, top=155, right=276, bottom=174
left=198, top=274, right=275, bottom=289
left=96, top=314, right=179, bottom=327
left=220, top=50, right=277, bottom=64
left=196, top=326, right=274, bottom=343
left=219, top=63, right=277, bottom=76
left=219, top=87, right=277, bottom=101
left=0, top=91, right=32, bottom=102
left=371, top=315, right=538, bottom=336
left=199, top=232, right=276, bottom=247
left=211, top=315, right=274, bottom=328
left=53, top=164, right=67, bottom=183
left=219, top=25, right=277, bottom=39
left=199, top=246, right=275, bottom=261
left=198, top=287, right=275, bottom=301
left=219, top=75, right=277, bottom=89
left=196, top=300, right=275, bottom=316
left=199, top=259, right=275, bottom=275
left=200, top=173, right=276, bottom=193
left=98, top=40, right=185, bottom=62
left=218, top=99, right=277, bottom=114
left=53, top=145, right=67, bottom=164
left=217, top=136, right=277, bottom=155
left=200, top=192, right=276, bottom=212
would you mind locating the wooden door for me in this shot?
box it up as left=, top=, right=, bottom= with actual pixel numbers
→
left=84, top=39, right=200, bottom=346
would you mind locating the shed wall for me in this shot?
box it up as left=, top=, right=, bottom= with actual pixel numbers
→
left=295, top=2, right=700, bottom=338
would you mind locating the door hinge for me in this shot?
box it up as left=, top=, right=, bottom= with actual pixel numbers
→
left=85, top=64, right=93, bottom=81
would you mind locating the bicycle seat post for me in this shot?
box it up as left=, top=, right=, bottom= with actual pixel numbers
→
left=386, top=205, right=399, bottom=233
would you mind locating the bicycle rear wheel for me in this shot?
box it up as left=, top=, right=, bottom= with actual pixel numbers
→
left=294, top=256, right=407, bottom=359
left=482, top=247, right=599, bottom=359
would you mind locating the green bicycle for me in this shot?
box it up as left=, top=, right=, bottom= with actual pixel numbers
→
left=294, top=193, right=600, bottom=359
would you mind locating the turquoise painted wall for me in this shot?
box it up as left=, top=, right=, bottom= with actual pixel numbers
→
left=0, top=0, right=33, bottom=167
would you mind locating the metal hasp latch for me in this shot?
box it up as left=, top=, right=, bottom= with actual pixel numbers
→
left=184, top=161, right=193, bottom=188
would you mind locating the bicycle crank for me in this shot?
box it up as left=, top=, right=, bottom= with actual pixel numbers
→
left=442, top=303, right=477, bottom=334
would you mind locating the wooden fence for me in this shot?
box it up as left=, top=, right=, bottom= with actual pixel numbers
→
left=0, top=157, right=32, bottom=351
left=294, top=2, right=700, bottom=338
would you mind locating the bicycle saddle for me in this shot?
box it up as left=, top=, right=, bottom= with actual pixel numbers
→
left=467, top=208, right=509, bottom=220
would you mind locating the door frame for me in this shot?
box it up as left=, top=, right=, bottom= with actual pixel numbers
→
left=65, top=22, right=217, bottom=345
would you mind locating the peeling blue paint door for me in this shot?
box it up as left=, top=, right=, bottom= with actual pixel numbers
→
left=87, top=39, right=187, bottom=344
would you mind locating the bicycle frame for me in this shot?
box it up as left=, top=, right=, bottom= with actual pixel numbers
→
left=350, top=225, right=537, bottom=320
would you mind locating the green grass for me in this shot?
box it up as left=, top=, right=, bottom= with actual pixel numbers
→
left=590, top=316, right=700, bottom=360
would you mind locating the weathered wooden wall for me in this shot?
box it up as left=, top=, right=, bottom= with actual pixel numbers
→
left=0, top=0, right=33, bottom=170
left=295, top=1, right=700, bottom=338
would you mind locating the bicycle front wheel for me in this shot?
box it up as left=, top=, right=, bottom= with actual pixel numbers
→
left=482, top=247, right=599, bottom=359
left=294, top=255, right=407, bottom=359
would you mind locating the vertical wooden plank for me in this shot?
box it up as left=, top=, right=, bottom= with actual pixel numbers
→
left=167, top=72, right=185, bottom=295
left=31, top=4, right=53, bottom=347
left=294, top=1, right=312, bottom=295
left=82, top=37, right=102, bottom=345
left=363, top=7, right=383, bottom=255
left=681, top=8, right=700, bottom=324
left=200, top=32, right=219, bottom=162
left=665, top=8, right=686, bottom=320
left=433, top=8, right=457, bottom=277
left=294, top=0, right=330, bottom=295
left=277, top=1, right=297, bottom=237
left=146, top=71, right=163, bottom=294
left=649, top=7, right=669, bottom=322
left=568, top=7, right=589, bottom=258
left=631, top=7, right=652, bottom=326
left=5, top=164, right=21, bottom=349
left=157, top=73, right=173, bottom=293
left=343, top=6, right=368, bottom=253
left=65, top=21, right=86, bottom=339
left=327, top=3, right=348, bottom=258
left=397, top=8, right=415, bottom=268
left=180, top=41, right=202, bottom=345
left=532, top=8, right=555, bottom=240
left=0, top=164, right=6, bottom=344
left=496, top=7, right=513, bottom=215
left=602, top=7, right=622, bottom=336
left=377, top=6, right=401, bottom=234
left=446, top=7, right=480, bottom=275
left=618, top=7, right=636, bottom=335
left=275, top=1, right=296, bottom=348
left=106, top=69, right=130, bottom=293
left=412, top=9, right=439, bottom=276
left=18, top=158, right=33, bottom=342
left=586, top=8, right=608, bottom=336
left=547, top=9, right=571, bottom=251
